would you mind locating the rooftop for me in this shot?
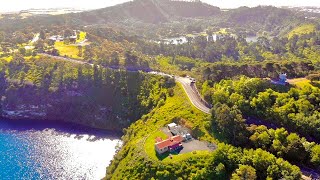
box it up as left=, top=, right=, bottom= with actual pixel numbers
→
left=155, top=135, right=183, bottom=149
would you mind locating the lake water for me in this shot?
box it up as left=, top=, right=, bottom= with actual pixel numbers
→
left=0, top=119, right=122, bottom=180
left=161, top=34, right=258, bottom=44
left=162, top=34, right=218, bottom=45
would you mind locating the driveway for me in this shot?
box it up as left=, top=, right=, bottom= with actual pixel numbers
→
left=180, top=140, right=217, bottom=154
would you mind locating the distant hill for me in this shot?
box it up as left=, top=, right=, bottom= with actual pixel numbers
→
left=226, top=6, right=301, bottom=26
left=0, top=1, right=315, bottom=37
left=72, top=0, right=221, bottom=24
left=219, top=6, right=308, bottom=36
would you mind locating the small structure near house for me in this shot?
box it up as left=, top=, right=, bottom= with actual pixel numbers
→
left=166, top=123, right=193, bottom=140
left=167, top=123, right=181, bottom=135
left=155, top=135, right=183, bottom=154
left=69, top=35, right=77, bottom=43
left=270, top=73, right=289, bottom=86
left=279, top=73, right=288, bottom=83
left=49, top=35, right=64, bottom=42
left=167, top=123, right=177, bottom=130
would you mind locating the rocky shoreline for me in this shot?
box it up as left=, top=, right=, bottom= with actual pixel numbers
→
left=1, top=104, right=127, bottom=132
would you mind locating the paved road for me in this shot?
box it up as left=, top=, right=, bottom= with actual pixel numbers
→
left=41, top=54, right=212, bottom=114
left=39, top=53, right=91, bottom=66
left=175, top=77, right=211, bottom=114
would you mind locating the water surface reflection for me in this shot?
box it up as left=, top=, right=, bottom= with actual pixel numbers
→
left=0, top=119, right=122, bottom=180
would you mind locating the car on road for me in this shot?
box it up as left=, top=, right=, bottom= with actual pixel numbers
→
left=190, top=79, right=196, bottom=85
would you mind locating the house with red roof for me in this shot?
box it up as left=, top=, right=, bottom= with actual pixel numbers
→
left=155, top=135, right=183, bottom=154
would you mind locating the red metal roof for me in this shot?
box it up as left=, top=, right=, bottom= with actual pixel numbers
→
left=155, top=137, right=163, bottom=143
left=155, top=135, right=183, bottom=149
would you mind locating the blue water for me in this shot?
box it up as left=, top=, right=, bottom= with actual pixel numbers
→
left=0, top=119, right=121, bottom=180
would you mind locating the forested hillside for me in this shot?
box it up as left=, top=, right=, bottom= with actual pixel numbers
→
left=105, top=83, right=302, bottom=180
left=0, top=0, right=220, bottom=31
left=222, top=6, right=305, bottom=36
left=79, top=0, right=220, bottom=24
left=0, top=55, right=174, bottom=130
left=0, top=1, right=310, bottom=37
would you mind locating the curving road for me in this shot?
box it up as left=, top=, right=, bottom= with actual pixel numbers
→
left=40, top=53, right=212, bottom=114
left=146, top=72, right=212, bottom=114
left=175, top=77, right=211, bottom=114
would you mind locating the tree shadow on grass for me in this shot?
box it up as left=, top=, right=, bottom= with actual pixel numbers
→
left=156, top=151, right=170, bottom=160
left=156, top=148, right=183, bottom=161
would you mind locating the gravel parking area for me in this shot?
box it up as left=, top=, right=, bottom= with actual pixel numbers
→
left=180, top=140, right=217, bottom=154
left=161, top=127, right=173, bottom=137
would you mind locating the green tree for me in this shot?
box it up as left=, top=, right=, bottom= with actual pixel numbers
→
left=285, top=133, right=307, bottom=162
left=64, top=29, right=73, bottom=38
left=212, top=103, right=248, bottom=145
left=231, top=165, right=257, bottom=180
left=35, top=40, right=45, bottom=53
left=84, top=45, right=94, bottom=60
left=124, top=50, right=138, bottom=67
left=18, top=47, right=26, bottom=56
left=39, top=30, right=46, bottom=40
left=311, top=145, right=320, bottom=166
left=110, top=52, right=120, bottom=67
left=77, top=45, right=83, bottom=57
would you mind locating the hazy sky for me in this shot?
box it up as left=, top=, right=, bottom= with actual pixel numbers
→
left=0, top=0, right=319, bottom=12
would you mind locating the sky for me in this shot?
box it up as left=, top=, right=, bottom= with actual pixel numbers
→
left=0, top=0, right=319, bottom=12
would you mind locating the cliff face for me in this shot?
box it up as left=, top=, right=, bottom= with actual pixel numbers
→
left=0, top=58, right=175, bottom=130
left=1, top=75, right=174, bottom=130
left=2, top=102, right=123, bottom=130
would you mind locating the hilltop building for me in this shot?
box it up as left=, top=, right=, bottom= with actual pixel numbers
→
left=155, top=135, right=183, bottom=154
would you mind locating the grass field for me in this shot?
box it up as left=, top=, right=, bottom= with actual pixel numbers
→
left=288, top=24, right=316, bottom=39
left=217, top=28, right=228, bottom=34
left=162, top=150, right=210, bottom=163
left=1, top=56, right=12, bottom=62
left=54, top=42, right=82, bottom=59
left=287, top=78, right=318, bottom=89
left=144, top=130, right=168, bottom=160
left=76, top=31, right=87, bottom=43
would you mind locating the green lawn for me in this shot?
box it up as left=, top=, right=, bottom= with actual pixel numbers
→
left=55, top=42, right=82, bottom=59
left=76, top=31, right=87, bottom=43
left=146, top=83, right=213, bottom=141
left=162, top=150, right=210, bottom=163
left=2, top=56, right=12, bottom=62
left=287, top=78, right=320, bottom=90
left=217, top=28, right=228, bottom=34
left=288, top=78, right=312, bottom=87
left=144, top=130, right=168, bottom=160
